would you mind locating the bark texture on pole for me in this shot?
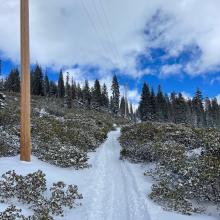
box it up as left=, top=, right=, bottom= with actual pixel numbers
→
left=20, top=0, right=31, bottom=161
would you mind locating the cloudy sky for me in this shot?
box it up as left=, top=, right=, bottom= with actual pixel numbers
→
left=0, top=0, right=220, bottom=107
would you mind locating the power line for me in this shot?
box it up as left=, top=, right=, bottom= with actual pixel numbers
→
left=80, top=0, right=115, bottom=66
left=97, top=0, right=121, bottom=64
left=92, top=0, right=119, bottom=65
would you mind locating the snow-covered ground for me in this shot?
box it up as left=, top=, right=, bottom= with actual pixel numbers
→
left=0, top=128, right=218, bottom=220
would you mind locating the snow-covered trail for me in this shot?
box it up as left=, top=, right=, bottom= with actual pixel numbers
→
left=83, top=128, right=150, bottom=220
left=0, top=128, right=218, bottom=220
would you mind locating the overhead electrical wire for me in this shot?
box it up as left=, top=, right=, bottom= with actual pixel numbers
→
left=80, top=0, right=115, bottom=66
left=92, top=0, right=119, bottom=65
left=80, top=0, right=123, bottom=68
left=97, top=0, right=121, bottom=64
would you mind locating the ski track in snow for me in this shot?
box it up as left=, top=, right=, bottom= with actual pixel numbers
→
left=0, top=128, right=218, bottom=220
left=85, top=128, right=150, bottom=220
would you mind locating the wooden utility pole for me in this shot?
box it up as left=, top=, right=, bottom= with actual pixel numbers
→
left=20, top=0, right=31, bottom=161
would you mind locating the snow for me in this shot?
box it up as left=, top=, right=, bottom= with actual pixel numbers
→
left=186, top=147, right=203, bottom=157
left=0, top=128, right=218, bottom=220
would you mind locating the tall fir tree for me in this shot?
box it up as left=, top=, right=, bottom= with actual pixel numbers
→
left=211, top=98, right=220, bottom=128
left=173, top=93, right=188, bottom=124
left=130, top=103, right=134, bottom=120
left=58, top=70, right=65, bottom=98
left=92, top=79, right=102, bottom=107
left=83, top=80, right=91, bottom=106
left=111, top=75, right=120, bottom=115
left=76, top=83, right=83, bottom=101
left=5, top=68, right=20, bottom=92
left=49, top=81, right=57, bottom=97
left=65, top=73, right=72, bottom=108
left=44, top=73, right=50, bottom=96
left=204, top=97, right=213, bottom=127
left=32, top=65, right=44, bottom=96
left=71, top=78, right=77, bottom=100
left=156, top=85, right=166, bottom=121
left=101, top=83, right=109, bottom=108
left=120, top=96, right=125, bottom=117
left=139, top=82, right=151, bottom=121
left=192, top=89, right=205, bottom=127
left=150, top=88, right=156, bottom=120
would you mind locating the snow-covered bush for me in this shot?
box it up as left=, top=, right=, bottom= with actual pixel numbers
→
left=0, top=170, right=83, bottom=219
left=0, top=205, right=27, bottom=220
left=0, top=93, right=114, bottom=168
left=120, top=122, right=220, bottom=215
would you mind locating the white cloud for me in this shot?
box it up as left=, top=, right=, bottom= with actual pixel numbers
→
left=160, top=64, right=182, bottom=78
left=1, top=0, right=220, bottom=77
left=181, top=91, right=192, bottom=100
left=210, top=76, right=220, bottom=85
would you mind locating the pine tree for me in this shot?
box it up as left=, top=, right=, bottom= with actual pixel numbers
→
left=156, top=85, right=166, bottom=121
left=173, top=93, right=188, bottom=124
left=58, top=70, right=65, bottom=98
left=211, top=98, right=220, bottom=128
left=150, top=88, right=156, bottom=120
left=120, top=97, right=125, bottom=117
left=49, top=81, right=57, bottom=97
left=101, top=83, right=109, bottom=108
left=83, top=80, right=91, bottom=106
left=125, top=97, right=129, bottom=118
left=192, top=89, right=205, bottom=127
left=204, top=97, right=213, bottom=127
left=71, top=78, right=77, bottom=100
left=32, top=65, right=44, bottom=96
left=5, top=68, right=20, bottom=92
left=65, top=73, right=72, bottom=108
left=76, top=83, right=83, bottom=101
left=110, top=96, right=114, bottom=113
left=44, top=73, right=50, bottom=96
left=139, top=82, right=151, bottom=121
left=111, top=75, right=120, bottom=115
left=130, top=103, right=134, bottom=120
left=92, top=79, right=102, bottom=108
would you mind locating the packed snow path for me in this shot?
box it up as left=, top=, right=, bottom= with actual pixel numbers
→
left=83, top=128, right=150, bottom=220
left=0, top=128, right=218, bottom=220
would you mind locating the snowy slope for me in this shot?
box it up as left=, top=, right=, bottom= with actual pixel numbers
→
left=0, top=128, right=218, bottom=220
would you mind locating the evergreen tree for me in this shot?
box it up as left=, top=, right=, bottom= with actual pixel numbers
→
left=150, top=88, right=156, bottom=120
left=65, top=73, right=72, bottom=108
left=125, top=97, right=129, bottom=117
left=92, top=79, right=102, bottom=107
left=76, top=83, right=83, bottom=101
left=71, top=78, right=77, bottom=100
left=204, top=97, right=213, bottom=127
left=173, top=93, right=188, bottom=124
left=139, top=82, right=151, bottom=121
left=49, top=81, right=57, bottom=97
left=130, top=103, right=134, bottom=120
left=101, top=83, right=109, bottom=108
left=5, top=68, right=20, bottom=92
left=58, top=70, right=65, bottom=98
left=211, top=98, right=220, bottom=128
left=44, top=73, right=50, bottom=96
left=111, top=75, right=120, bottom=115
left=32, top=65, right=44, bottom=96
left=109, top=96, right=114, bottom=113
left=83, top=80, right=91, bottom=106
left=120, top=97, right=125, bottom=117
left=164, top=93, right=172, bottom=122
left=156, top=85, right=166, bottom=121
left=192, top=89, right=205, bottom=127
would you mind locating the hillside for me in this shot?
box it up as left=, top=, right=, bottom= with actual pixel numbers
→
left=0, top=92, right=127, bottom=168
left=120, top=122, right=220, bottom=216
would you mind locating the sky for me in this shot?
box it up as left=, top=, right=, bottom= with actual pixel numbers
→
left=0, top=0, right=220, bottom=109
